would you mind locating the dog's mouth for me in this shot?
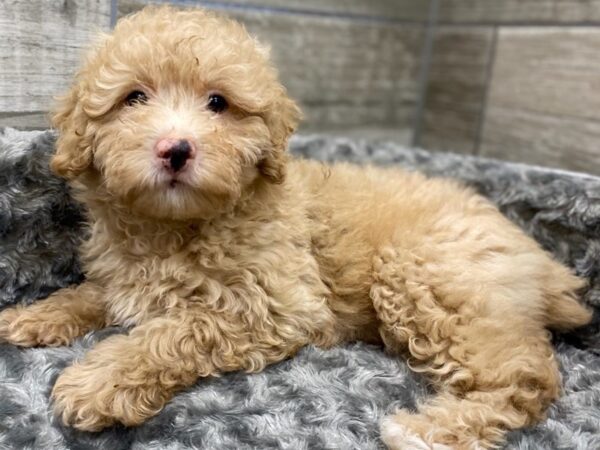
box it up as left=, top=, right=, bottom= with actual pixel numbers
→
left=165, top=175, right=190, bottom=190
left=167, top=179, right=192, bottom=191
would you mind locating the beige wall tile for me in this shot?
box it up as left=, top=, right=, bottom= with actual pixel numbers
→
left=420, top=27, right=495, bottom=153
left=487, top=28, right=600, bottom=119
left=480, top=28, right=600, bottom=174
left=481, top=106, right=600, bottom=174
left=0, top=0, right=112, bottom=120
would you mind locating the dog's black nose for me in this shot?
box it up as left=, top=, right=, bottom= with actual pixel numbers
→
left=157, top=139, right=194, bottom=173
left=168, top=140, right=192, bottom=172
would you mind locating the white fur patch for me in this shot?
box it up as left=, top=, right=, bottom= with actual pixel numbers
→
left=380, top=417, right=455, bottom=450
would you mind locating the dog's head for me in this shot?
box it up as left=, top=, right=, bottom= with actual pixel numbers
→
left=51, top=6, right=301, bottom=220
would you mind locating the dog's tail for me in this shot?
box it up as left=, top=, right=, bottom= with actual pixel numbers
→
left=544, top=271, right=593, bottom=331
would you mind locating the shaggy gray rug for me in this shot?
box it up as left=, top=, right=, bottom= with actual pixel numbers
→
left=0, top=128, right=598, bottom=450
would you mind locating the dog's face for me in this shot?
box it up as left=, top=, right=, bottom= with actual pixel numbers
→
left=51, top=6, right=301, bottom=220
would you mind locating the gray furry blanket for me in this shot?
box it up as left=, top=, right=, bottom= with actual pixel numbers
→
left=0, top=128, right=598, bottom=450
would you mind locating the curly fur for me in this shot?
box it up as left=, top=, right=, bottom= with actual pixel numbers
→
left=0, top=6, right=593, bottom=449
left=1, top=132, right=600, bottom=450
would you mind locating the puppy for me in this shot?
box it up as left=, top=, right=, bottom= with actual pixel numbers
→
left=0, top=6, right=592, bottom=449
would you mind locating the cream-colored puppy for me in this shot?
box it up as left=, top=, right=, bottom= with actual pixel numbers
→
left=0, top=6, right=591, bottom=449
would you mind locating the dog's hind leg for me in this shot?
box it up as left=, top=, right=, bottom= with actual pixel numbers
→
left=371, top=246, right=563, bottom=450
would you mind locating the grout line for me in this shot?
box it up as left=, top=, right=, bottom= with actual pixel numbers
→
left=436, top=20, right=600, bottom=28
left=110, top=0, right=118, bottom=27
left=473, top=26, right=499, bottom=156
left=411, top=0, right=440, bottom=148
left=0, top=111, right=46, bottom=118
left=146, top=0, right=428, bottom=25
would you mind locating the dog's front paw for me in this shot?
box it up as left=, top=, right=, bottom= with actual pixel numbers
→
left=52, top=363, right=116, bottom=431
left=52, top=361, right=169, bottom=431
left=0, top=306, right=80, bottom=347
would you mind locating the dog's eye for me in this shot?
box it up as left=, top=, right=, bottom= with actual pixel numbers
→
left=125, top=90, right=148, bottom=106
left=207, top=94, right=228, bottom=113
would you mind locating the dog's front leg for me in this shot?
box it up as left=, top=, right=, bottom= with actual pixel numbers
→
left=0, top=282, right=106, bottom=347
left=51, top=311, right=296, bottom=432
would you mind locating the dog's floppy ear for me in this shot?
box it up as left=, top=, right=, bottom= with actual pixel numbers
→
left=50, top=81, right=93, bottom=180
left=260, top=92, right=302, bottom=184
